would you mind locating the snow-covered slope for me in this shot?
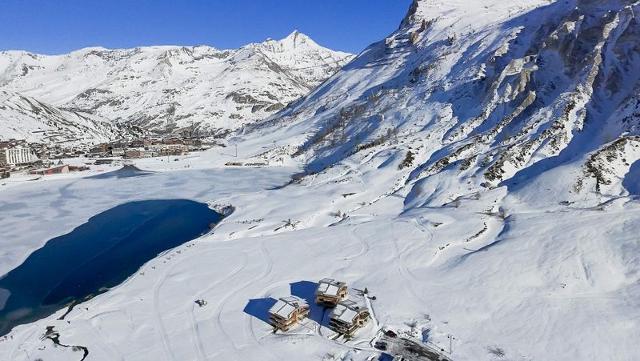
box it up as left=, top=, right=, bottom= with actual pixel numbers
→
left=0, top=90, right=126, bottom=145
left=0, top=31, right=353, bottom=136
left=1, top=1, right=639, bottom=361
left=246, top=0, right=640, bottom=205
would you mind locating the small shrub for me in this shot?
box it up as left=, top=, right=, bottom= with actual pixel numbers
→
left=399, top=151, right=415, bottom=169
left=487, top=346, right=506, bottom=357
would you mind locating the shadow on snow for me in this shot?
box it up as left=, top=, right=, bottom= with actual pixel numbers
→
left=243, top=297, right=277, bottom=324
left=290, top=280, right=331, bottom=327
left=243, top=280, right=331, bottom=327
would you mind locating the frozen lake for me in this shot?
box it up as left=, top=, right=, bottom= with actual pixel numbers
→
left=0, top=199, right=223, bottom=336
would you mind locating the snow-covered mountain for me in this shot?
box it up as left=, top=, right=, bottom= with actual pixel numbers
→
left=246, top=0, right=640, bottom=205
left=0, top=31, right=353, bottom=141
left=1, top=1, right=639, bottom=361
left=0, top=90, right=126, bottom=145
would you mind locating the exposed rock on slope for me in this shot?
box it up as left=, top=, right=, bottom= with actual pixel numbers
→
left=247, top=0, right=640, bottom=205
left=0, top=90, right=126, bottom=145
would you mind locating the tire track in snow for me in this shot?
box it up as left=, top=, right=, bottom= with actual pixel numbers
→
left=8, top=328, right=38, bottom=361
left=243, top=278, right=296, bottom=360
left=82, top=319, right=125, bottom=361
left=152, top=245, right=241, bottom=361
left=88, top=310, right=133, bottom=361
left=151, top=258, right=182, bottom=361
left=333, top=224, right=372, bottom=276
left=188, top=248, right=248, bottom=361
left=394, top=217, right=433, bottom=282
left=344, top=225, right=371, bottom=261
left=211, top=239, right=276, bottom=359
left=390, top=220, right=432, bottom=304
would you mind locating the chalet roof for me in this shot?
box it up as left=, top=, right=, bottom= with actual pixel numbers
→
left=330, top=299, right=365, bottom=324
left=316, top=278, right=345, bottom=296
left=269, top=296, right=308, bottom=319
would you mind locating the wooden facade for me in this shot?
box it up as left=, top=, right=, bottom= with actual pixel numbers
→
left=329, top=299, right=370, bottom=336
left=268, top=296, right=310, bottom=332
left=315, top=278, right=348, bottom=307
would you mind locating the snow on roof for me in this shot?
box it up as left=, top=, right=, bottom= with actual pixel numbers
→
left=269, top=296, right=307, bottom=318
left=316, top=278, right=345, bottom=295
left=330, top=299, right=365, bottom=324
left=338, top=308, right=359, bottom=323
left=325, top=284, right=339, bottom=296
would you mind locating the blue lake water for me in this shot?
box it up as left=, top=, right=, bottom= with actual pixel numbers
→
left=0, top=199, right=223, bottom=336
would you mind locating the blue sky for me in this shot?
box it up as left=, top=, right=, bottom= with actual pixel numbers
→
left=0, top=0, right=413, bottom=55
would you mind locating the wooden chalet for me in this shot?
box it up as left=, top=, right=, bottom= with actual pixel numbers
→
left=329, top=299, right=370, bottom=336
left=268, top=296, right=309, bottom=331
left=315, top=278, right=348, bottom=307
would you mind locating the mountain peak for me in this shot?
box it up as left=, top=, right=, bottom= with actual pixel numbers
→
left=251, top=30, right=352, bottom=59
left=271, top=30, right=317, bottom=50
left=283, top=30, right=309, bottom=43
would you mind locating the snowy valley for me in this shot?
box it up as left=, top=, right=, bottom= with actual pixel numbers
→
left=0, top=0, right=639, bottom=361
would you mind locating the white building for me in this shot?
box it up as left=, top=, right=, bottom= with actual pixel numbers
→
left=111, top=148, right=126, bottom=157
left=0, top=147, right=38, bottom=166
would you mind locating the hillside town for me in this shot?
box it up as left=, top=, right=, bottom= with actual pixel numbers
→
left=0, top=137, right=215, bottom=179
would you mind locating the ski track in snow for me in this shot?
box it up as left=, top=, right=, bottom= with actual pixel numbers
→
left=151, top=258, right=180, bottom=361
left=188, top=247, right=249, bottom=361
left=391, top=221, right=431, bottom=306
left=8, top=328, right=37, bottom=361
left=212, top=239, right=275, bottom=359
left=82, top=320, right=124, bottom=361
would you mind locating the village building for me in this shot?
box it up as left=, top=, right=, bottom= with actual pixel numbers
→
left=130, top=138, right=151, bottom=148
left=315, top=278, right=348, bottom=307
left=151, top=144, right=189, bottom=156
left=329, top=299, right=370, bottom=336
left=30, top=165, right=70, bottom=175
left=0, top=146, right=38, bottom=167
left=124, top=148, right=154, bottom=159
left=95, top=158, right=115, bottom=165
left=162, top=137, right=184, bottom=145
left=111, top=148, right=126, bottom=157
left=30, top=164, right=89, bottom=176
left=90, top=143, right=110, bottom=155
left=184, top=138, right=203, bottom=147
left=268, top=296, right=310, bottom=332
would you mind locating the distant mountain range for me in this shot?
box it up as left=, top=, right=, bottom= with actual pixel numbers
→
left=0, top=31, right=353, bottom=145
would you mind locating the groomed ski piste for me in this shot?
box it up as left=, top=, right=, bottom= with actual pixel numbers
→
left=1, top=0, right=640, bottom=360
